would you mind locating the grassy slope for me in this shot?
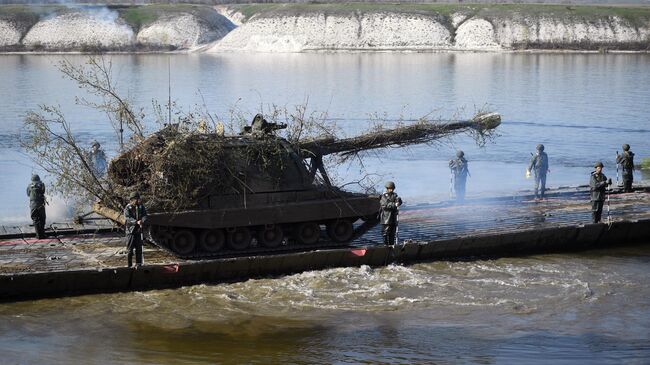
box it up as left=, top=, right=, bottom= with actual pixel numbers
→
left=0, top=4, right=215, bottom=30
left=229, top=3, right=650, bottom=26
left=116, top=4, right=211, bottom=31
left=3, top=3, right=649, bottom=25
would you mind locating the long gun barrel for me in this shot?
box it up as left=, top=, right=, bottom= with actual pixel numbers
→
left=298, top=112, right=501, bottom=157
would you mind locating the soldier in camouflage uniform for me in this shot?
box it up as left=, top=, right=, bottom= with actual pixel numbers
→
left=26, top=174, right=46, bottom=239
left=124, top=192, right=147, bottom=268
left=616, top=144, right=635, bottom=193
left=527, top=144, right=550, bottom=200
left=88, top=140, right=107, bottom=177
left=590, top=162, right=612, bottom=224
left=449, top=150, right=469, bottom=202
left=379, top=181, right=402, bottom=246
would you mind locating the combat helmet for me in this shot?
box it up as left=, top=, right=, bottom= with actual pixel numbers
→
left=594, top=161, right=604, bottom=168
left=385, top=181, right=396, bottom=189
left=456, top=150, right=464, bottom=158
left=128, top=191, right=141, bottom=200
left=622, top=144, right=630, bottom=151
left=536, top=144, right=544, bottom=151
left=31, top=174, right=40, bottom=181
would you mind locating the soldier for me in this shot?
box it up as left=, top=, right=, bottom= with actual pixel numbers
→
left=527, top=144, right=550, bottom=200
left=379, top=181, right=402, bottom=246
left=449, top=150, right=469, bottom=202
left=89, top=140, right=107, bottom=177
left=590, top=162, right=612, bottom=224
left=616, top=144, right=635, bottom=193
left=242, top=114, right=287, bottom=136
left=124, top=192, right=147, bottom=268
left=26, top=174, right=46, bottom=239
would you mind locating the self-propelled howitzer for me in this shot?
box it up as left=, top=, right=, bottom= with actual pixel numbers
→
left=95, top=112, right=500, bottom=258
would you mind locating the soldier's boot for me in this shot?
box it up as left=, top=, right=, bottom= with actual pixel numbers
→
left=381, top=225, right=390, bottom=246
left=624, top=178, right=633, bottom=193
left=33, top=222, right=44, bottom=239
left=37, top=222, right=46, bottom=239
left=135, top=243, right=143, bottom=267
left=593, top=206, right=603, bottom=223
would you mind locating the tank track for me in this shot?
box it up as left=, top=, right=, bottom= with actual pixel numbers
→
left=145, top=218, right=379, bottom=260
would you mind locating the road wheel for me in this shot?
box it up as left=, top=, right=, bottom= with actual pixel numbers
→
left=295, top=222, right=320, bottom=245
left=258, top=225, right=284, bottom=248
left=148, top=225, right=173, bottom=247
left=227, top=227, right=252, bottom=250
left=171, top=230, right=196, bottom=255
left=326, top=219, right=353, bottom=243
left=199, top=229, right=225, bottom=253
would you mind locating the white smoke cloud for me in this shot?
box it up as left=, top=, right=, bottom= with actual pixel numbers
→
left=46, top=194, right=76, bottom=223
left=41, top=4, right=122, bottom=24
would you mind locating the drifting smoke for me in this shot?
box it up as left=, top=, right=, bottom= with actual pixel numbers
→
left=46, top=194, right=76, bottom=223
left=69, top=5, right=120, bottom=23
left=36, top=2, right=123, bottom=24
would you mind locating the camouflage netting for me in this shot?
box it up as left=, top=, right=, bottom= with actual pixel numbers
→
left=108, top=125, right=292, bottom=212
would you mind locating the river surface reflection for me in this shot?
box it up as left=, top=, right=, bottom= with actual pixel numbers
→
left=0, top=53, right=649, bottom=223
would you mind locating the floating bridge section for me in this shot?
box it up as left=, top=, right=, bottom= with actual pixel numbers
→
left=1, top=186, right=649, bottom=302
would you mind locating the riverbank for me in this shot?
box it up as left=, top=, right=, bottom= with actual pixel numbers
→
left=1, top=3, right=649, bottom=53
left=213, top=4, right=650, bottom=52
left=0, top=4, right=234, bottom=52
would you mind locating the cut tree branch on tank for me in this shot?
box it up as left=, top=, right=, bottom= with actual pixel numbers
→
left=22, top=55, right=147, bottom=212
left=57, top=57, right=145, bottom=148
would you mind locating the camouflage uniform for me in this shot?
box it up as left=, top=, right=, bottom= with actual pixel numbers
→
left=590, top=162, right=611, bottom=224
left=88, top=141, right=108, bottom=176
left=528, top=144, right=549, bottom=199
left=124, top=193, right=147, bottom=267
left=26, top=174, right=46, bottom=239
left=379, top=182, right=402, bottom=246
left=449, top=150, right=469, bottom=202
left=616, top=144, right=635, bottom=193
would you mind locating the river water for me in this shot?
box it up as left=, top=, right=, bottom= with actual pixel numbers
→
left=1, top=52, right=650, bottom=362
left=1, top=244, right=650, bottom=363
left=1, top=53, right=649, bottom=223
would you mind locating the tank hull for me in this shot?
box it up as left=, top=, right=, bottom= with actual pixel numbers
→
left=147, top=194, right=379, bottom=229
left=144, top=191, right=380, bottom=257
